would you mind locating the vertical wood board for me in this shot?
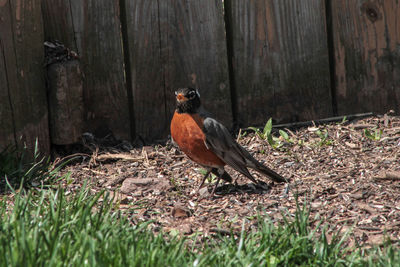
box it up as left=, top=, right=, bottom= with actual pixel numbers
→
left=0, top=38, right=16, bottom=149
left=160, top=0, right=232, bottom=127
left=42, top=0, right=77, bottom=51
left=0, top=0, right=50, bottom=155
left=331, top=1, right=400, bottom=115
left=125, top=0, right=231, bottom=140
left=124, top=1, right=164, bottom=140
left=227, top=0, right=333, bottom=126
left=81, top=0, right=130, bottom=140
left=42, top=0, right=131, bottom=141
left=47, top=60, right=83, bottom=145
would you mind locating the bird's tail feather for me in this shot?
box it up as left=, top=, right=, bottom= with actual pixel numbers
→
left=254, top=162, right=286, bottom=183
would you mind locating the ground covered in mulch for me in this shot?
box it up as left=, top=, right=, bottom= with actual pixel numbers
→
left=58, top=114, right=400, bottom=248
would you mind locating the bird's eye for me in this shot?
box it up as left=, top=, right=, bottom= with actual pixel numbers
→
left=187, top=91, right=196, bottom=99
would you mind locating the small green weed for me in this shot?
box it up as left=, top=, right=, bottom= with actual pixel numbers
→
left=337, top=116, right=348, bottom=125
left=249, top=118, right=293, bottom=150
left=315, top=129, right=334, bottom=146
left=364, top=128, right=382, bottom=141
left=248, top=118, right=273, bottom=141
left=169, top=176, right=186, bottom=195
left=198, top=168, right=217, bottom=184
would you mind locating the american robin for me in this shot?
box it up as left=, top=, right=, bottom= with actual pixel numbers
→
left=170, top=87, right=287, bottom=195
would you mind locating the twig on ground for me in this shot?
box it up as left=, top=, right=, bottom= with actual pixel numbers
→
left=96, top=153, right=143, bottom=162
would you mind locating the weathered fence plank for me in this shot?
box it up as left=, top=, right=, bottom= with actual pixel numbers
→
left=0, top=38, right=15, bottom=149
left=226, top=0, right=333, bottom=126
left=331, top=1, right=400, bottom=115
left=0, top=0, right=50, bottom=155
left=159, top=0, right=232, bottom=125
left=124, top=0, right=231, bottom=140
left=122, top=1, right=163, bottom=141
left=82, top=1, right=130, bottom=140
left=42, top=0, right=77, bottom=51
left=42, top=0, right=131, bottom=141
left=47, top=60, right=83, bottom=145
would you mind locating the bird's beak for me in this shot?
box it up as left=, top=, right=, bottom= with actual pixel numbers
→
left=176, top=93, right=187, bottom=102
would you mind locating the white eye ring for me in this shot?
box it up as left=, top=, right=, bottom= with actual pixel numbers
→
left=188, top=91, right=196, bottom=99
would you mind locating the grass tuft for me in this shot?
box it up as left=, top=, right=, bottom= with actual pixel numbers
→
left=0, top=140, right=65, bottom=192
left=1, top=184, right=400, bottom=266
left=0, top=186, right=195, bottom=266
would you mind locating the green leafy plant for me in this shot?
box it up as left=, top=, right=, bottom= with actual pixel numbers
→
left=249, top=118, right=272, bottom=140
left=237, top=129, right=248, bottom=140
left=279, top=129, right=289, bottom=141
left=315, top=129, right=334, bottom=146
left=169, top=176, right=185, bottom=195
left=337, top=116, right=348, bottom=125
left=279, top=129, right=294, bottom=144
left=364, top=128, right=382, bottom=141
left=249, top=119, right=294, bottom=150
left=198, top=168, right=217, bottom=184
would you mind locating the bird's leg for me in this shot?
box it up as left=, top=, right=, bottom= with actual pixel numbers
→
left=210, top=176, right=222, bottom=196
left=198, top=169, right=211, bottom=190
left=249, top=176, right=258, bottom=185
left=210, top=168, right=224, bottom=196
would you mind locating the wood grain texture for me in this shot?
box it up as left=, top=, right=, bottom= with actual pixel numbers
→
left=124, top=0, right=231, bottom=140
left=0, top=0, right=50, bottom=155
left=81, top=0, right=130, bottom=140
left=42, top=0, right=131, bottom=140
left=0, top=38, right=16, bottom=149
left=123, top=1, right=163, bottom=141
left=227, top=0, right=333, bottom=126
left=41, top=0, right=77, bottom=51
left=47, top=60, right=83, bottom=145
left=331, top=1, right=400, bottom=115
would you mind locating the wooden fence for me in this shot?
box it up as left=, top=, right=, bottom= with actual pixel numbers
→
left=0, top=0, right=49, bottom=154
left=1, top=0, right=400, bottom=155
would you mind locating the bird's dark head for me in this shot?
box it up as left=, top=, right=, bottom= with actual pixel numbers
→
left=175, top=87, right=201, bottom=113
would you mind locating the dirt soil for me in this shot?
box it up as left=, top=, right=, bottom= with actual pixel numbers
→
left=58, top=114, right=400, bottom=247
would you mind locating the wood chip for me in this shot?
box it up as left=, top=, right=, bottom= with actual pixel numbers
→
left=344, top=142, right=359, bottom=149
left=171, top=205, right=191, bottom=219
left=120, top=178, right=170, bottom=194
left=357, top=203, right=376, bottom=214
left=374, top=171, right=400, bottom=181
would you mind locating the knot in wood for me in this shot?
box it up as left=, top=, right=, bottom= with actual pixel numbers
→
left=361, top=2, right=381, bottom=23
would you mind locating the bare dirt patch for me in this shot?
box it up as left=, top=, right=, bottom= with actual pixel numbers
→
left=59, top=114, right=400, bottom=247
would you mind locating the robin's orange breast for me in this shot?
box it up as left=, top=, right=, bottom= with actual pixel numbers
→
left=170, top=111, right=225, bottom=167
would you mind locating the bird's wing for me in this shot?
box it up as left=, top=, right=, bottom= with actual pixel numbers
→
left=203, top=117, right=286, bottom=183
left=202, top=117, right=255, bottom=178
